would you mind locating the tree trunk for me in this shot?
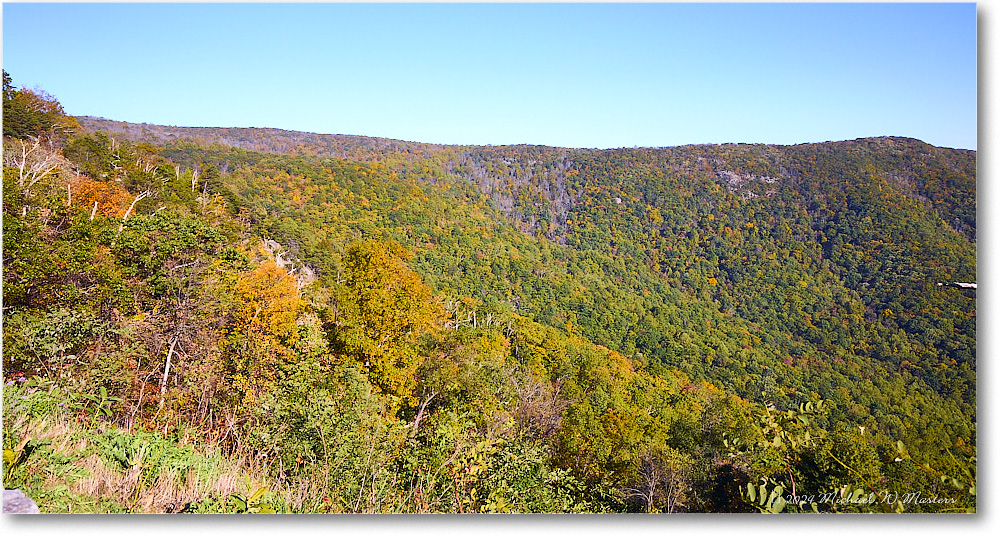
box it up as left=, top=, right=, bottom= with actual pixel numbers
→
left=160, top=334, right=180, bottom=396
left=411, top=391, right=438, bottom=435
left=119, top=190, right=151, bottom=232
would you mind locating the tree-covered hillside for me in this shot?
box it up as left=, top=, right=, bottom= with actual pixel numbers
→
left=3, top=78, right=975, bottom=513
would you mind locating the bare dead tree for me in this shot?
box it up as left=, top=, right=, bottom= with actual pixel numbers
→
left=624, top=450, right=692, bottom=513
left=4, top=135, right=63, bottom=194
left=137, top=155, right=157, bottom=176
left=626, top=456, right=663, bottom=512
left=508, top=372, right=571, bottom=441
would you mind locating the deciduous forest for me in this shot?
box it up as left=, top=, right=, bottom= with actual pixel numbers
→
left=2, top=72, right=975, bottom=513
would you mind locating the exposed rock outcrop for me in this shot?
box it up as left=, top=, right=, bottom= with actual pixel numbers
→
left=3, top=489, right=40, bottom=514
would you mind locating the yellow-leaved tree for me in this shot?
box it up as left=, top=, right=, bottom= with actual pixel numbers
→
left=334, top=239, right=441, bottom=407
left=227, top=260, right=301, bottom=410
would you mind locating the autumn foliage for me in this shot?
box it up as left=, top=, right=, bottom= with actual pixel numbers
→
left=2, top=75, right=976, bottom=513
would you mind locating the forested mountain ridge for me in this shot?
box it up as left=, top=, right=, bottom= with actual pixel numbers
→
left=78, top=117, right=976, bottom=416
left=77, top=115, right=975, bottom=241
left=4, top=79, right=975, bottom=513
left=76, top=116, right=453, bottom=163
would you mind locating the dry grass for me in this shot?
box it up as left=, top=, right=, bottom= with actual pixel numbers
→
left=12, top=415, right=290, bottom=513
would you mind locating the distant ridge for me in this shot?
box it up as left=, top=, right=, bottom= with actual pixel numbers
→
left=76, top=116, right=971, bottom=158
left=75, top=116, right=452, bottom=160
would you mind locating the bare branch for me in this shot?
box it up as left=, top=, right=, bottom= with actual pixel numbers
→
left=411, top=391, right=438, bottom=436
left=118, top=189, right=152, bottom=232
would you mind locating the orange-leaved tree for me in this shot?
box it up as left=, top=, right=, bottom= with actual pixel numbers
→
left=70, top=176, right=132, bottom=218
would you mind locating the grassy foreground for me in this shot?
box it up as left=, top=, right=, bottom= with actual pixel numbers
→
left=4, top=377, right=286, bottom=514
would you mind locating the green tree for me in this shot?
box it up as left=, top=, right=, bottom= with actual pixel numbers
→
left=3, top=70, right=78, bottom=140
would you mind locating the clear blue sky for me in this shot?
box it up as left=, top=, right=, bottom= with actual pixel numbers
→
left=2, top=2, right=977, bottom=150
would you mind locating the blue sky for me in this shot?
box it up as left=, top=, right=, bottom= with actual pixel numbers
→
left=2, top=2, right=977, bottom=150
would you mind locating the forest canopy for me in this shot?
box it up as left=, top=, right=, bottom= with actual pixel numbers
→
left=2, top=75, right=976, bottom=513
